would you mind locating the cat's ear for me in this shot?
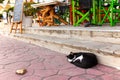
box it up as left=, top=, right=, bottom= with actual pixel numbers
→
left=66, top=52, right=73, bottom=57
left=70, top=52, right=73, bottom=54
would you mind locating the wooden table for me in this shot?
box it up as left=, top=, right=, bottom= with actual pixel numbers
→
left=32, top=1, right=68, bottom=26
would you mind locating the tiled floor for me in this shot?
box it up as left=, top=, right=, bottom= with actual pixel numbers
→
left=0, top=35, right=120, bottom=80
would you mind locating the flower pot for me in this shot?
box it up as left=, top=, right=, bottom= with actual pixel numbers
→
left=25, top=16, right=33, bottom=27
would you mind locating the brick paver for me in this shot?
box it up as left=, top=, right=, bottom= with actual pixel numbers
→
left=0, top=35, right=120, bottom=80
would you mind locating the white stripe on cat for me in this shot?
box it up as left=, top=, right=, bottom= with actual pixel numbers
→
left=73, top=55, right=83, bottom=62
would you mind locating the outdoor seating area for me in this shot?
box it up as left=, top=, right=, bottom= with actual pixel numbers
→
left=72, top=0, right=120, bottom=27
left=31, top=0, right=120, bottom=27
left=2, top=0, right=120, bottom=27
left=38, top=5, right=68, bottom=26
left=32, top=1, right=69, bottom=26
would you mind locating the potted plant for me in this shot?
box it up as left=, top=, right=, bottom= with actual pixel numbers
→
left=23, top=2, right=37, bottom=16
left=23, top=2, right=37, bottom=27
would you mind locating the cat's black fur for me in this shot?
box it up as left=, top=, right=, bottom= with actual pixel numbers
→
left=66, top=52, right=98, bottom=69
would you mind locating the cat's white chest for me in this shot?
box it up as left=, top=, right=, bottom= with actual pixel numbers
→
left=67, top=56, right=76, bottom=62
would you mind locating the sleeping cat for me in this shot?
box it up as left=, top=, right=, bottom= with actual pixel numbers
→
left=66, top=52, right=98, bottom=69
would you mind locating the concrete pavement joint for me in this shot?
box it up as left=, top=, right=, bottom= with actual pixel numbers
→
left=3, top=61, right=31, bottom=70
left=42, top=70, right=59, bottom=80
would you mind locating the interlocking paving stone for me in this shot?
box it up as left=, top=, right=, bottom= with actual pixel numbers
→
left=21, top=75, right=42, bottom=80
left=34, top=69, right=58, bottom=77
left=43, top=75, right=70, bottom=80
left=58, top=67, right=85, bottom=76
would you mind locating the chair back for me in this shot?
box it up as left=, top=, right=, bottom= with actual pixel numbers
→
left=78, top=0, right=92, bottom=9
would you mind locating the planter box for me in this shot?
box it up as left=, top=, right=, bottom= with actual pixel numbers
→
left=23, top=16, right=33, bottom=27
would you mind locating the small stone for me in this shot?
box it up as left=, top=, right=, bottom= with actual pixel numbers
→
left=16, top=69, right=27, bottom=75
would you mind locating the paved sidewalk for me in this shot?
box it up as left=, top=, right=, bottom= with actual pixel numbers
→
left=0, top=35, right=120, bottom=80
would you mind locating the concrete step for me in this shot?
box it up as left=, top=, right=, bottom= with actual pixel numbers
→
left=23, top=27, right=120, bottom=44
left=1, top=23, right=120, bottom=69
left=9, top=33, right=120, bottom=69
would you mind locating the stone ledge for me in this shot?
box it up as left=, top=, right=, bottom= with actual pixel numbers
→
left=9, top=33, right=120, bottom=56
left=23, top=28, right=120, bottom=44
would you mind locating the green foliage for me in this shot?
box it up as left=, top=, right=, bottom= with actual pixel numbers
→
left=8, top=7, right=14, bottom=12
left=23, top=2, right=37, bottom=16
left=58, top=6, right=70, bottom=21
left=0, top=0, right=4, bottom=3
left=3, top=7, right=14, bottom=14
left=0, top=14, right=2, bottom=19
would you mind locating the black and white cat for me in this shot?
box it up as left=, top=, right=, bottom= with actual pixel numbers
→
left=66, top=52, right=98, bottom=69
